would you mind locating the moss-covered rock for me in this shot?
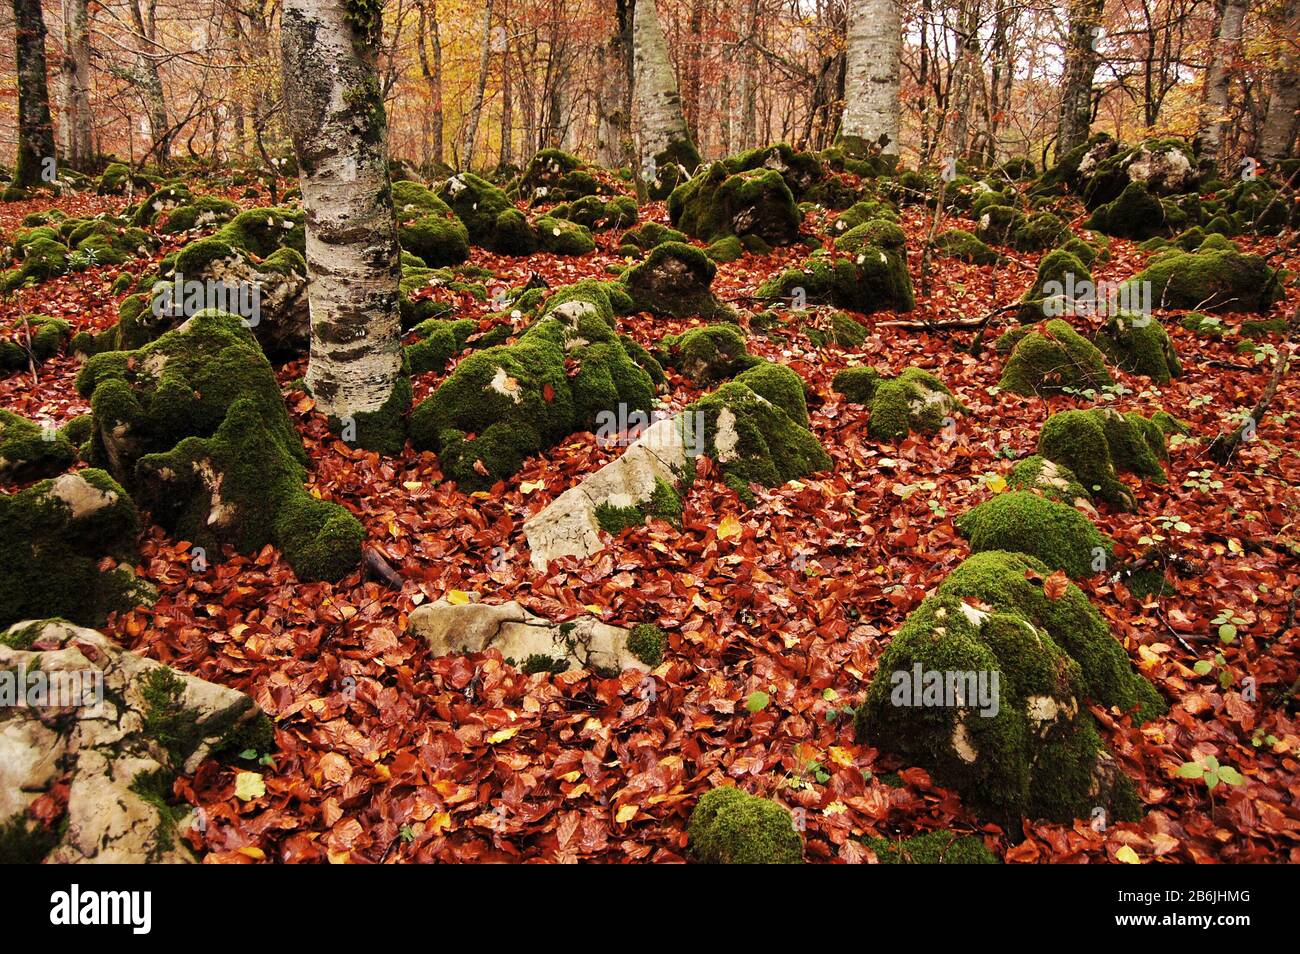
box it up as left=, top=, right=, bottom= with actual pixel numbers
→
left=974, top=204, right=1025, bottom=247
left=129, top=183, right=195, bottom=227
left=405, top=317, right=477, bottom=374
left=1078, top=138, right=1197, bottom=209
left=704, top=235, right=744, bottom=262
left=555, top=194, right=638, bottom=231
left=0, top=236, right=68, bottom=291
left=1095, top=313, right=1181, bottom=382
left=1084, top=181, right=1174, bottom=239
left=668, top=164, right=800, bottom=245
left=0, top=314, right=70, bottom=371
left=833, top=218, right=906, bottom=254
left=156, top=195, right=239, bottom=234
left=934, top=228, right=1000, bottom=265
left=757, top=246, right=914, bottom=315
left=517, top=149, right=607, bottom=204
left=866, top=829, right=998, bottom=864
left=76, top=311, right=362, bottom=582
left=956, top=490, right=1113, bottom=578
left=0, top=470, right=150, bottom=628
left=1127, top=246, right=1284, bottom=313
left=617, top=221, right=689, bottom=255
left=1037, top=408, right=1171, bottom=511
left=0, top=409, right=78, bottom=481
left=397, top=208, right=471, bottom=267
left=622, top=242, right=729, bottom=319
left=659, top=323, right=758, bottom=384
left=438, top=172, right=538, bottom=254
left=1006, top=455, right=1093, bottom=509
left=997, top=319, right=1113, bottom=397
left=1017, top=249, right=1092, bottom=323
left=855, top=558, right=1156, bottom=826
left=687, top=787, right=803, bottom=864
left=408, top=282, right=655, bottom=490
left=534, top=215, right=596, bottom=256
left=1010, top=211, right=1069, bottom=251
left=96, top=162, right=151, bottom=195
left=832, top=365, right=964, bottom=440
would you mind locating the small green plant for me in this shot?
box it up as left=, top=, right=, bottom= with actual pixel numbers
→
left=1175, top=754, right=1244, bottom=791
left=1211, top=608, right=1246, bottom=644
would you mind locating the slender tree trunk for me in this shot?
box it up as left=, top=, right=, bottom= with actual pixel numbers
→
left=738, top=0, right=759, bottom=150
left=633, top=0, right=700, bottom=197
left=1259, top=0, right=1300, bottom=160
left=1056, top=0, right=1104, bottom=156
left=416, top=0, right=445, bottom=168
left=59, top=0, right=93, bottom=169
left=129, top=0, right=170, bottom=165
left=11, top=0, right=57, bottom=187
left=840, top=0, right=901, bottom=156
left=1197, top=0, right=1250, bottom=168
left=684, top=0, right=704, bottom=141
left=280, top=0, right=405, bottom=443
left=461, top=0, right=496, bottom=169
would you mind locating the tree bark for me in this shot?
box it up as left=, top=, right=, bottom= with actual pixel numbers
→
left=840, top=0, right=901, bottom=156
left=416, top=0, right=445, bottom=169
left=1259, top=0, right=1300, bottom=160
left=461, top=0, right=496, bottom=169
left=1197, top=0, right=1250, bottom=168
left=280, top=0, right=405, bottom=434
left=59, top=0, right=93, bottom=171
left=1057, top=0, right=1105, bottom=156
left=11, top=0, right=57, bottom=188
left=632, top=0, right=699, bottom=196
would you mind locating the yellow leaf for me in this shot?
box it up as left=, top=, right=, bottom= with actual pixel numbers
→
left=987, top=474, right=1007, bottom=493
left=486, top=727, right=518, bottom=744
left=237, top=845, right=266, bottom=860
left=402, top=481, right=423, bottom=490
left=584, top=604, right=602, bottom=615
left=429, top=812, right=452, bottom=835
left=446, top=589, right=472, bottom=605
left=824, top=801, right=847, bottom=815
left=519, top=480, right=545, bottom=494
left=717, top=514, right=742, bottom=540
left=559, top=770, right=582, bottom=783
left=615, top=804, right=638, bottom=823
left=234, top=771, right=265, bottom=801
left=327, top=850, right=351, bottom=864
left=1114, top=845, right=1142, bottom=864
left=828, top=746, right=856, bottom=768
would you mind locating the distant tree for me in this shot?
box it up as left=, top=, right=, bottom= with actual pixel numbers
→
left=841, top=0, right=901, bottom=157
left=632, top=0, right=700, bottom=198
left=1057, top=0, right=1105, bottom=156
left=1258, top=0, right=1300, bottom=160
left=1198, top=0, right=1251, bottom=168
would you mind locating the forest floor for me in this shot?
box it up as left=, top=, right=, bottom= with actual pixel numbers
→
left=2, top=183, right=1298, bottom=863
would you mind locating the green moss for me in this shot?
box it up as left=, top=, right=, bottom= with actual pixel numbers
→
left=1096, top=313, right=1181, bottom=382
left=734, top=361, right=811, bottom=427
left=1085, top=182, right=1172, bottom=239
left=835, top=366, right=963, bottom=439
left=534, top=215, right=596, bottom=256
left=157, top=196, right=239, bottom=234
left=0, top=469, right=143, bottom=629
left=834, top=218, right=906, bottom=254
left=757, top=246, right=914, bottom=315
left=521, top=653, right=570, bottom=675
left=0, top=815, right=59, bottom=864
left=1010, top=211, right=1068, bottom=251
left=998, top=318, right=1113, bottom=397
left=398, top=213, right=470, bottom=266
left=1128, top=247, right=1284, bottom=313
left=556, top=194, right=637, bottom=231
left=955, top=490, right=1113, bottom=578
left=622, top=242, right=727, bottom=318
left=1006, top=455, right=1092, bottom=507
left=669, top=164, right=800, bottom=245
left=1240, top=317, right=1288, bottom=339
left=660, top=323, right=752, bottom=383
left=626, top=623, right=667, bottom=667
left=830, top=366, right=881, bottom=404
left=934, top=229, right=1000, bottom=265
left=127, top=768, right=190, bottom=859
left=0, top=409, right=77, bottom=480
left=0, top=315, right=71, bottom=370
left=336, top=375, right=411, bottom=456
left=0, top=237, right=69, bottom=292
left=619, top=221, right=688, bottom=253
left=828, top=311, right=868, bottom=347
left=866, top=830, right=998, bottom=864
left=687, top=787, right=803, bottom=864
left=705, top=235, right=744, bottom=262
left=1037, top=408, right=1169, bottom=511
left=406, top=317, right=476, bottom=374
left=437, top=173, right=538, bottom=254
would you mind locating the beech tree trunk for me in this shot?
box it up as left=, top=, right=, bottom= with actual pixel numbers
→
left=280, top=0, right=404, bottom=434
left=1197, top=0, right=1250, bottom=167
left=461, top=0, right=496, bottom=168
left=59, top=0, right=94, bottom=171
left=1056, top=0, right=1104, bottom=156
left=11, top=0, right=57, bottom=188
left=1259, top=0, right=1300, bottom=161
left=416, top=0, right=445, bottom=168
left=632, top=0, right=699, bottom=195
left=840, top=0, right=901, bottom=156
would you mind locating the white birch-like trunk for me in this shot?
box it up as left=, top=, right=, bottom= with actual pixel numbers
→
left=632, top=0, right=698, bottom=192
left=460, top=0, right=495, bottom=169
left=841, top=0, right=901, bottom=156
left=1197, top=0, right=1250, bottom=167
left=1259, top=0, right=1300, bottom=161
left=60, top=0, right=93, bottom=170
left=280, top=0, right=403, bottom=423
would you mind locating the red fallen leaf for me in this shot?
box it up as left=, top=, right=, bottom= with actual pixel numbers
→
left=542, top=382, right=555, bottom=402
left=1043, top=569, right=1070, bottom=601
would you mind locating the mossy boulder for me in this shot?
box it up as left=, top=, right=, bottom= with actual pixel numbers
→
left=1078, top=138, right=1197, bottom=209
left=668, top=164, right=800, bottom=245
left=0, top=236, right=68, bottom=292
left=687, top=787, right=803, bottom=864
left=156, top=196, right=239, bottom=234
left=438, top=173, right=538, bottom=254
left=642, top=137, right=702, bottom=200
left=0, top=409, right=78, bottom=481
left=833, top=218, right=906, bottom=254
left=534, top=215, right=596, bottom=256
left=659, top=324, right=757, bottom=384
left=555, top=194, right=637, bottom=231
left=831, top=199, right=900, bottom=235
left=1006, top=455, right=1093, bottom=510
left=704, top=235, right=744, bottom=263
left=934, top=229, right=1000, bottom=265
left=76, top=311, right=363, bottom=582
left=1084, top=182, right=1174, bottom=239
left=622, top=242, right=728, bottom=319
left=997, top=319, right=1113, bottom=397
left=405, top=317, right=477, bottom=375
left=617, top=221, right=688, bottom=256
left=96, top=162, right=151, bottom=195
left=1010, top=211, right=1069, bottom=251
left=1095, top=313, right=1181, bottom=382
left=1037, top=408, right=1172, bottom=511
left=517, top=149, right=606, bottom=204
left=757, top=246, right=914, bottom=315
left=955, top=490, right=1113, bottom=578
left=129, top=184, right=195, bottom=227
left=866, top=830, right=998, bottom=864
left=1017, top=249, right=1092, bottom=323
left=832, top=365, right=964, bottom=440
left=0, top=315, right=71, bottom=371
left=408, top=282, right=655, bottom=490
left=855, top=554, right=1158, bottom=827
left=974, top=204, right=1025, bottom=247
left=0, top=470, right=150, bottom=628
left=1223, top=178, right=1290, bottom=234
left=1127, top=247, right=1284, bottom=314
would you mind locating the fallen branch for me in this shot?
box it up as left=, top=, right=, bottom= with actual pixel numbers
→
left=1206, top=303, right=1297, bottom=464
left=363, top=547, right=404, bottom=590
